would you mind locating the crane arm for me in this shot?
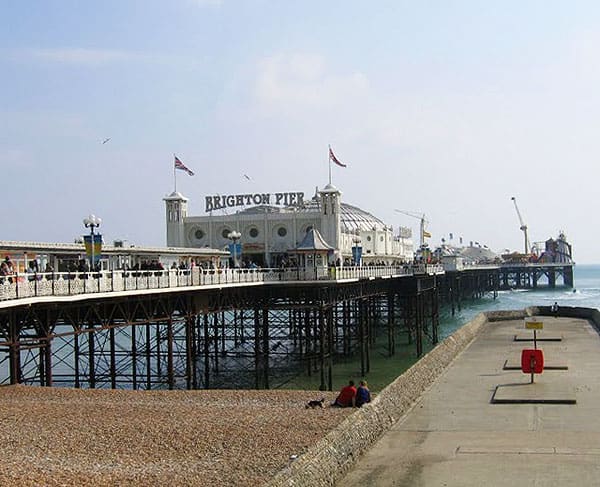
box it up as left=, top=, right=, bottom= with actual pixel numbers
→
left=510, top=197, right=526, bottom=228
left=510, top=196, right=530, bottom=254
left=394, top=209, right=429, bottom=248
left=394, top=209, right=428, bottom=223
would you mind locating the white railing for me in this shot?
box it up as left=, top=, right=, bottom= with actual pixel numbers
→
left=0, top=265, right=445, bottom=303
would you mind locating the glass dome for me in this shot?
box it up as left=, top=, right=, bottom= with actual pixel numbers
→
left=237, top=198, right=388, bottom=233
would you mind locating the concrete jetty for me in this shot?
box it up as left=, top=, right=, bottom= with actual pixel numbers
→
left=339, top=311, right=600, bottom=486
left=268, top=307, right=600, bottom=486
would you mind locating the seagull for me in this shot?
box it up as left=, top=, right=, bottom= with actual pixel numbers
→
left=243, top=174, right=251, bottom=180
left=102, top=138, right=111, bottom=144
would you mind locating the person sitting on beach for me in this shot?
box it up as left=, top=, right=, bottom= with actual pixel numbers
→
left=355, top=380, right=371, bottom=407
left=332, top=380, right=356, bottom=407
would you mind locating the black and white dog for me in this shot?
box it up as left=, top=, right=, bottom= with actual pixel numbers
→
left=305, top=398, right=325, bottom=409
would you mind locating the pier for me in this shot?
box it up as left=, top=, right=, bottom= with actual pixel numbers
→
left=0, top=261, right=573, bottom=390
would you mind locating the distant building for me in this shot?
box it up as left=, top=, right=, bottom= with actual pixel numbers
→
left=0, top=240, right=228, bottom=273
left=164, top=183, right=414, bottom=267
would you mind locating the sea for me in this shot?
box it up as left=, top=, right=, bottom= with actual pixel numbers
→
left=439, top=263, right=600, bottom=339
left=287, top=264, right=600, bottom=392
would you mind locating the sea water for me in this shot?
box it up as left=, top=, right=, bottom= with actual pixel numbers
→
left=439, top=264, right=600, bottom=340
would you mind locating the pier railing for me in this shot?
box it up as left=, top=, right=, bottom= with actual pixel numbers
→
left=0, top=264, right=445, bottom=303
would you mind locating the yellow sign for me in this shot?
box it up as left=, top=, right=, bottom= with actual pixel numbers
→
left=525, top=319, right=544, bottom=330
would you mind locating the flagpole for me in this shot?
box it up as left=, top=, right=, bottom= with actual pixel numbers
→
left=328, top=145, right=332, bottom=185
left=173, top=154, right=177, bottom=193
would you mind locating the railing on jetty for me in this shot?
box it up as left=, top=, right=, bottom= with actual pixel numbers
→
left=0, top=264, right=445, bottom=303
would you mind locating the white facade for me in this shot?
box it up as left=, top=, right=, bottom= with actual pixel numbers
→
left=164, top=184, right=414, bottom=267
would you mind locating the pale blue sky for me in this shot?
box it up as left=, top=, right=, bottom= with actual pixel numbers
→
left=1, top=1, right=599, bottom=262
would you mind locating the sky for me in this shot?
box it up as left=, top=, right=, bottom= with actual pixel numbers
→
left=1, top=1, right=599, bottom=263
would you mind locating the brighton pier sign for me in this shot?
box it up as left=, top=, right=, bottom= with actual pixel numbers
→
left=205, top=191, right=305, bottom=212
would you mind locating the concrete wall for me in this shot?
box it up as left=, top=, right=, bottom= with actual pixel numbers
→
left=267, top=306, right=597, bottom=487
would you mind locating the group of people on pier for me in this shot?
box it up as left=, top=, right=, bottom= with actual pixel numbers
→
left=0, top=256, right=14, bottom=283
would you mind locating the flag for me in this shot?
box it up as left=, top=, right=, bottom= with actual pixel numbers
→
left=328, top=146, right=347, bottom=167
left=174, top=156, right=194, bottom=176
left=422, top=230, right=432, bottom=238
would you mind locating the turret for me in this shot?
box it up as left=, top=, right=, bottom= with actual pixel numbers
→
left=319, top=184, right=341, bottom=262
left=164, top=191, right=188, bottom=247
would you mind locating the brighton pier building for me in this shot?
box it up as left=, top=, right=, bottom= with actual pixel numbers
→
left=164, top=184, right=414, bottom=267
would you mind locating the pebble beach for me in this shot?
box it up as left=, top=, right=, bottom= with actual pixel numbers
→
left=0, top=386, right=352, bottom=486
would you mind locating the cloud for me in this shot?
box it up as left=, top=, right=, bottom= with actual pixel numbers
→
left=254, top=53, right=369, bottom=111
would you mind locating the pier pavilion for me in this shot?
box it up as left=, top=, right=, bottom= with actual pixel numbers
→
left=164, top=183, right=414, bottom=267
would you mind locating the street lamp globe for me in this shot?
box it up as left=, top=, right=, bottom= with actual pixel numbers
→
left=227, top=230, right=241, bottom=241
left=227, top=230, right=242, bottom=268
left=83, top=214, right=102, bottom=229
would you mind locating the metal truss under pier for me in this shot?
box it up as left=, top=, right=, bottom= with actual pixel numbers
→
left=0, top=263, right=572, bottom=390
left=0, top=276, right=441, bottom=390
left=439, top=263, right=573, bottom=315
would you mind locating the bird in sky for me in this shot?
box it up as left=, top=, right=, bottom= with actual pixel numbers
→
left=102, top=138, right=111, bottom=144
left=243, top=174, right=251, bottom=180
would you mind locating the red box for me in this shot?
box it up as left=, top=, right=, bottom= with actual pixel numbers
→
left=521, top=349, right=544, bottom=374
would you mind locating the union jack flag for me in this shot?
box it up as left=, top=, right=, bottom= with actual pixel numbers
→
left=328, top=146, right=347, bottom=167
left=174, top=156, right=194, bottom=176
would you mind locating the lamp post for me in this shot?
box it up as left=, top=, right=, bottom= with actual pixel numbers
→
left=227, top=230, right=241, bottom=268
left=83, top=214, right=102, bottom=271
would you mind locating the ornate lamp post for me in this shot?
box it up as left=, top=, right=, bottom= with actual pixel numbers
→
left=83, top=214, right=102, bottom=271
left=227, top=230, right=241, bottom=268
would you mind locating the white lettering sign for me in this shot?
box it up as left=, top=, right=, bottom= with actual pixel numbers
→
left=205, top=192, right=304, bottom=212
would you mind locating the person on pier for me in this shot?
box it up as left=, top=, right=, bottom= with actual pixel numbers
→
left=332, top=380, right=357, bottom=407
left=355, top=380, right=371, bottom=407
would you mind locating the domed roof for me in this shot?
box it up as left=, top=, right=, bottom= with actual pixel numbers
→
left=339, top=203, right=387, bottom=232
left=235, top=196, right=388, bottom=233
left=163, top=191, right=188, bottom=201
left=320, top=183, right=340, bottom=193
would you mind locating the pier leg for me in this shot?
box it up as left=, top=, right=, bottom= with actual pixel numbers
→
left=262, top=308, right=269, bottom=389
left=327, top=306, right=333, bottom=391
left=109, top=327, right=117, bottom=389
left=254, top=308, right=260, bottom=388
left=319, top=306, right=326, bottom=391
left=203, top=314, right=210, bottom=389
left=88, top=329, right=96, bottom=389
left=387, top=293, right=395, bottom=357
left=416, top=293, right=423, bottom=358
left=146, top=322, right=152, bottom=390
left=359, top=299, right=366, bottom=377
left=185, top=316, right=194, bottom=390
left=131, top=325, right=137, bottom=390
left=74, top=333, right=80, bottom=389
left=432, top=288, right=439, bottom=345
left=167, top=318, right=174, bottom=390
left=564, top=266, right=574, bottom=287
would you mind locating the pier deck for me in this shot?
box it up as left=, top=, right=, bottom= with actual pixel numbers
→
left=339, top=316, right=600, bottom=486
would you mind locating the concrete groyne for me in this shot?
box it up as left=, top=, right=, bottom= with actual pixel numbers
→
left=267, top=306, right=599, bottom=487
